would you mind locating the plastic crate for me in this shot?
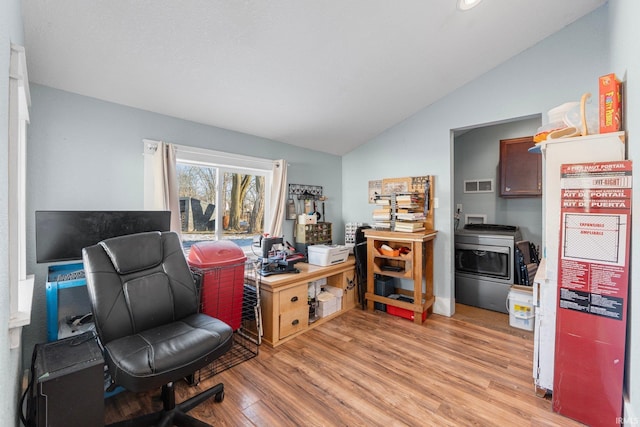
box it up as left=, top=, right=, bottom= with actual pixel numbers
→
left=188, top=241, right=247, bottom=330
left=195, top=263, right=262, bottom=381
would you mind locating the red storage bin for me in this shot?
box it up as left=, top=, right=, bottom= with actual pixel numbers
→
left=188, top=241, right=247, bottom=330
left=387, top=305, right=427, bottom=322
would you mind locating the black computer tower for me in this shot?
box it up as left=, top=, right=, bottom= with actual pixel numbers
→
left=28, top=332, right=104, bottom=427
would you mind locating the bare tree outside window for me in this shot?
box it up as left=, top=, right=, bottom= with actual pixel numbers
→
left=250, top=176, right=265, bottom=233
left=177, top=163, right=265, bottom=252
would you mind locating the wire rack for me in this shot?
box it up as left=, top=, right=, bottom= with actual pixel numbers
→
left=190, top=259, right=262, bottom=380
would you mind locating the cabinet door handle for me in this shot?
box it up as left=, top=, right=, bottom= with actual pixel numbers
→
left=292, top=319, right=299, bottom=326
left=291, top=296, right=298, bottom=302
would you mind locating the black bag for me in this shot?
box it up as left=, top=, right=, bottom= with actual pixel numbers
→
left=354, top=225, right=371, bottom=309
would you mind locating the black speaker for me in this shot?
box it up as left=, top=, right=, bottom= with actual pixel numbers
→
left=374, top=275, right=396, bottom=311
left=28, top=332, right=104, bottom=427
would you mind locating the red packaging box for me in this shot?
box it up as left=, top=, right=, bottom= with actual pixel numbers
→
left=599, top=73, right=622, bottom=133
left=387, top=305, right=427, bottom=322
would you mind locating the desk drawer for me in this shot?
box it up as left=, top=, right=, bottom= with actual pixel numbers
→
left=279, top=284, right=308, bottom=312
left=280, top=307, right=309, bottom=339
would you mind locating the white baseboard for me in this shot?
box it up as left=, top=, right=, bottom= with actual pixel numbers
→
left=433, top=296, right=454, bottom=317
left=623, top=393, right=639, bottom=425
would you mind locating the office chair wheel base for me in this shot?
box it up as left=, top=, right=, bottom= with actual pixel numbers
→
left=214, top=390, right=225, bottom=403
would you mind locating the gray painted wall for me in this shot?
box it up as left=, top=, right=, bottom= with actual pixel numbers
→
left=1, top=0, right=25, bottom=425
left=22, top=84, right=344, bottom=368
left=343, top=6, right=610, bottom=317
left=3, top=0, right=640, bottom=425
left=609, top=0, right=640, bottom=420
left=345, top=0, right=640, bottom=420
left=453, top=117, right=542, bottom=246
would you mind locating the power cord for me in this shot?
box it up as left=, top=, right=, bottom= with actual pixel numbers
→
left=19, top=343, right=39, bottom=426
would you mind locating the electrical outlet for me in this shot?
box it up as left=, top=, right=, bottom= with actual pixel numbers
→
left=456, top=204, right=462, bottom=212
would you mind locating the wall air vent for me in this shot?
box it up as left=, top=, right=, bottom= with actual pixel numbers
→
left=463, top=179, right=494, bottom=193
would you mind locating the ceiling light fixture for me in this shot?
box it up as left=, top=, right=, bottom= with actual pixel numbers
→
left=457, top=0, right=483, bottom=11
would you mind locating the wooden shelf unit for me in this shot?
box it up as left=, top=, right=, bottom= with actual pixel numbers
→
left=252, top=258, right=356, bottom=347
left=364, top=229, right=437, bottom=324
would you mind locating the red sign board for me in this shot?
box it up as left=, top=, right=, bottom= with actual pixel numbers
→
left=553, top=160, right=632, bottom=426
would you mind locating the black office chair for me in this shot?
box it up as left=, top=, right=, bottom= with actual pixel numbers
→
left=82, top=231, right=233, bottom=427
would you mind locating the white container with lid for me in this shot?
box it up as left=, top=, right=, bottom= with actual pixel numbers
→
left=547, top=101, right=578, bottom=124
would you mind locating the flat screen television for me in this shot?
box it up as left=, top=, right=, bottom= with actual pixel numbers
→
left=35, top=210, right=171, bottom=263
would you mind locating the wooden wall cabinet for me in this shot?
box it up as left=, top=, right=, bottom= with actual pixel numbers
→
left=255, top=259, right=356, bottom=347
left=499, top=136, right=542, bottom=197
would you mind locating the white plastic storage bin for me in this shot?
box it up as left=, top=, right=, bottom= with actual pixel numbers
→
left=508, top=286, right=535, bottom=331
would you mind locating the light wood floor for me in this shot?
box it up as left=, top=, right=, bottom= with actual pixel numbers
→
left=104, top=306, right=584, bottom=426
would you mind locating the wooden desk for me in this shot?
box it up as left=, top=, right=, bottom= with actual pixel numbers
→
left=364, top=229, right=437, bottom=324
left=253, top=258, right=356, bottom=347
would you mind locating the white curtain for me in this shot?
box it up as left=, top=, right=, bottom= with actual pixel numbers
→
left=268, top=159, right=287, bottom=237
left=144, top=141, right=182, bottom=236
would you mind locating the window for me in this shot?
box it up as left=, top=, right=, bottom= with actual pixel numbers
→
left=8, top=44, right=34, bottom=349
left=144, top=141, right=273, bottom=256
left=177, top=163, right=269, bottom=255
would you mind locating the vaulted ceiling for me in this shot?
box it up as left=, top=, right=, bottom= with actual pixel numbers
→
left=21, top=0, right=606, bottom=155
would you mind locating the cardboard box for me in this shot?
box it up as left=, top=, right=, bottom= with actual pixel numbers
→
left=298, top=214, right=317, bottom=224
left=308, top=278, right=327, bottom=298
left=599, top=73, right=622, bottom=133
left=324, top=285, right=343, bottom=311
left=317, top=291, right=337, bottom=317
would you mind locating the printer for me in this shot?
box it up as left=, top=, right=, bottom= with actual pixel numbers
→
left=307, top=244, right=350, bottom=266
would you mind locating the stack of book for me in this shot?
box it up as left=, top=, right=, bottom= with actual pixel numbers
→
left=394, top=221, right=426, bottom=232
left=372, top=197, right=391, bottom=229
left=393, top=193, right=426, bottom=232
left=395, top=194, right=422, bottom=209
